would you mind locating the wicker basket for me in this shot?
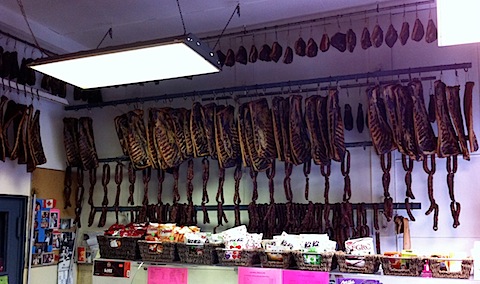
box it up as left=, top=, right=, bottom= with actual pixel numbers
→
left=97, top=235, right=140, bottom=260
left=429, top=258, right=473, bottom=279
left=216, top=249, right=260, bottom=266
left=259, top=251, right=295, bottom=269
left=177, top=243, right=223, bottom=265
left=336, top=251, right=380, bottom=274
left=138, top=241, right=178, bottom=263
left=380, top=256, right=425, bottom=276
left=292, top=251, right=335, bottom=271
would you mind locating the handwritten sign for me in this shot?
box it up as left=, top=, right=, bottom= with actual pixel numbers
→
left=148, top=267, right=188, bottom=284
left=335, top=278, right=380, bottom=284
left=282, top=270, right=329, bottom=284
left=238, top=267, right=282, bottom=284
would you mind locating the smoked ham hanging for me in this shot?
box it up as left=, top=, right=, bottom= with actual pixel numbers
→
left=215, top=105, right=240, bottom=169
left=367, top=86, right=396, bottom=155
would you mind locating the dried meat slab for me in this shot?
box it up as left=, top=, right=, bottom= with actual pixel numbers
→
left=409, top=79, right=436, bottom=156
left=367, top=86, right=396, bottom=155
left=289, top=95, right=311, bottom=165
left=305, top=95, right=330, bottom=165
left=248, top=98, right=276, bottom=160
left=434, top=80, right=460, bottom=158
left=215, top=105, right=240, bottom=169
left=327, top=89, right=346, bottom=162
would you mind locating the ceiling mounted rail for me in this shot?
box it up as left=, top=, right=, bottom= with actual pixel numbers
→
left=0, top=77, right=69, bottom=105
left=200, top=0, right=435, bottom=42
left=65, top=62, right=471, bottom=111
left=0, top=29, right=57, bottom=56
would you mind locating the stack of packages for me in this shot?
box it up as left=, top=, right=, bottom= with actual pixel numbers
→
left=97, top=223, right=147, bottom=260
left=336, top=237, right=381, bottom=274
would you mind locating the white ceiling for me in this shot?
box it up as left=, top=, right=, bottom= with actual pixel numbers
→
left=0, top=0, right=396, bottom=53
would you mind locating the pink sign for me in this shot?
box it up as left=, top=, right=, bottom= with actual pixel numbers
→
left=282, top=270, right=329, bottom=284
left=148, top=267, right=188, bottom=284
left=238, top=267, right=283, bottom=284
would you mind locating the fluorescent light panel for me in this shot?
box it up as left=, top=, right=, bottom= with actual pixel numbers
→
left=30, top=34, right=221, bottom=89
left=437, top=0, right=480, bottom=46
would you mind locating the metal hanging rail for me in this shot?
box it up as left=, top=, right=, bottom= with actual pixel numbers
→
left=0, top=77, right=69, bottom=105
left=0, top=29, right=57, bottom=56
left=200, top=0, right=435, bottom=42
left=65, top=62, right=471, bottom=111
left=93, top=202, right=421, bottom=213
left=97, top=141, right=374, bottom=164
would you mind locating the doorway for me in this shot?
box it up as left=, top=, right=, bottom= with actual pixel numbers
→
left=0, top=195, right=27, bottom=284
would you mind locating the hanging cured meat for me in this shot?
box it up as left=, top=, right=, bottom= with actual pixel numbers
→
left=367, top=86, right=396, bottom=155
left=0, top=96, right=8, bottom=161
left=202, top=103, right=220, bottom=159
left=320, top=33, right=330, bottom=52
left=115, top=110, right=150, bottom=169
left=316, top=96, right=331, bottom=163
left=361, top=27, right=372, bottom=50
left=249, top=98, right=276, bottom=160
left=170, top=108, right=190, bottom=161
left=464, top=82, right=479, bottom=152
left=395, top=85, right=420, bottom=160
left=306, top=38, right=318, bottom=57
left=78, top=117, right=99, bottom=170
left=327, top=89, right=346, bottom=162
left=343, top=104, right=354, bottom=131
left=241, top=102, right=271, bottom=171
left=259, top=44, right=272, bottom=61
left=331, top=33, right=347, bottom=52
left=216, top=50, right=226, bottom=67
left=356, top=103, right=364, bottom=133
left=289, top=95, right=311, bottom=165
left=113, top=163, right=123, bottom=223
left=28, top=109, right=46, bottom=168
left=385, top=24, right=398, bottom=48
left=236, top=46, right=248, bottom=65
left=249, top=45, right=258, bottom=63
left=408, top=79, right=436, bottom=155
left=346, top=29, right=356, bottom=52
left=446, top=86, right=469, bottom=160
left=428, top=94, right=436, bottom=123
left=400, top=21, right=410, bottom=45
left=270, top=42, right=283, bottom=62
left=423, top=154, right=439, bottom=231
left=225, top=49, right=235, bottom=67
left=190, top=102, right=209, bottom=158
left=150, top=108, right=183, bottom=169
left=283, top=46, right=293, bottom=64
left=411, top=19, right=425, bottom=42
left=371, top=24, right=384, bottom=48
left=63, top=118, right=80, bottom=167
left=201, top=157, right=210, bottom=224
left=425, top=19, right=438, bottom=43
left=271, top=97, right=287, bottom=161
left=434, top=81, right=461, bottom=158
left=305, top=96, right=329, bottom=165
left=87, top=167, right=97, bottom=227
left=215, top=105, right=240, bottom=169
left=294, top=37, right=306, bottom=56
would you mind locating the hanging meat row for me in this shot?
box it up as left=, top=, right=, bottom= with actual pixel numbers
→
left=217, top=16, right=437, bottom=67
left=63, top=117, right=99, bottom=170
left=0, top=96, right=46, bottom=172
left=113, top=90, right=346, bottom=173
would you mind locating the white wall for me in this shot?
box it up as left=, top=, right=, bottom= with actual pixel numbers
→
left=76, top=7, right=480, bottom=257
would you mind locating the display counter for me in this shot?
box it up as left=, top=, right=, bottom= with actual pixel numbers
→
left=91, top=259, right=479, bottom=284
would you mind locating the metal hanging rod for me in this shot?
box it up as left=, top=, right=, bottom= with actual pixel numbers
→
left=200, top=0, right=435, bottom=42
left=65, top=62, right=471, bottom=111
left=97, top=141, right=373, bottom=164
left=93, top=202, right=421, bottom=213
left=0, top=77, right=69, bottom=105
left=0, top=29, right=56, bottom=56
left=202, top=76, right=437, bottom=102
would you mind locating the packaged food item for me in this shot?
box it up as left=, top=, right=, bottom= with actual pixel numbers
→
left=301, top=234, right=336, bottom=253
left=345, top=237, right=375, bottom=255
left=207, top=233, right=223, bottom=244
left=184, top=232, right=208, bottom=245
left=245, top=233, right=263, bottom=249
left=158, top=223, right=176, bottom=242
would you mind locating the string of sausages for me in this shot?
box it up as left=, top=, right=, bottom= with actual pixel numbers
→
left=156, top=169, right=165, bottom=223
left=74, top=168, right=84, bottom=227
left=127, top=162, right=136, bottom=206
left=320, top=163, right=331, bottom=234
left=284, top=162, right=294, bottom=232
left=264, top=160, right=276, bottom=238
left=114, top=162, right=123, bottom=224
left=447, top=155, right=460, bottom=228
left=63, top=166, right=72, bottom=209
left=247, top=168, right=259, bottom=232
left=340, top=150, right=353, bottom=239
left=303, top=159, right=311, bottom=200
left=373, top=203, right=381, bottom=254
left=170, top=166, right=180, bottom=223
left=380, top=153, right=393, bottom=222
left=98, top=164, right=110, bottom=227
left=214, top=166, right=228, bottom=233
left=402, top=155, right=416, bottom=221
left=233, top=162, right=243, bottom=226
left=87, top=168, right=97, bottom=227
left=201, top=157, right=210, bottom=224
left=138, top=167, right=151, bottom=223
left=186, top=159, right=195, bottom=225
left=423, top=154, right=439, bottom=231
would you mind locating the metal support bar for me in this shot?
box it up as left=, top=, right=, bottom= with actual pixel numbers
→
left=0, top=29, right=57, bottom=56
left=65, top=62, right=471, bottom=111
left=97, top=141, right=373, bottom=164
left=93, top=202, right=421, bottom=213
left=0, top=77, right=69, bottom=105
left=201, top=0, right=435, bottom=42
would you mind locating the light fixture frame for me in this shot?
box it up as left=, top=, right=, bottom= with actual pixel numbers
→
left=29, top=33, right=221, bottom=89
